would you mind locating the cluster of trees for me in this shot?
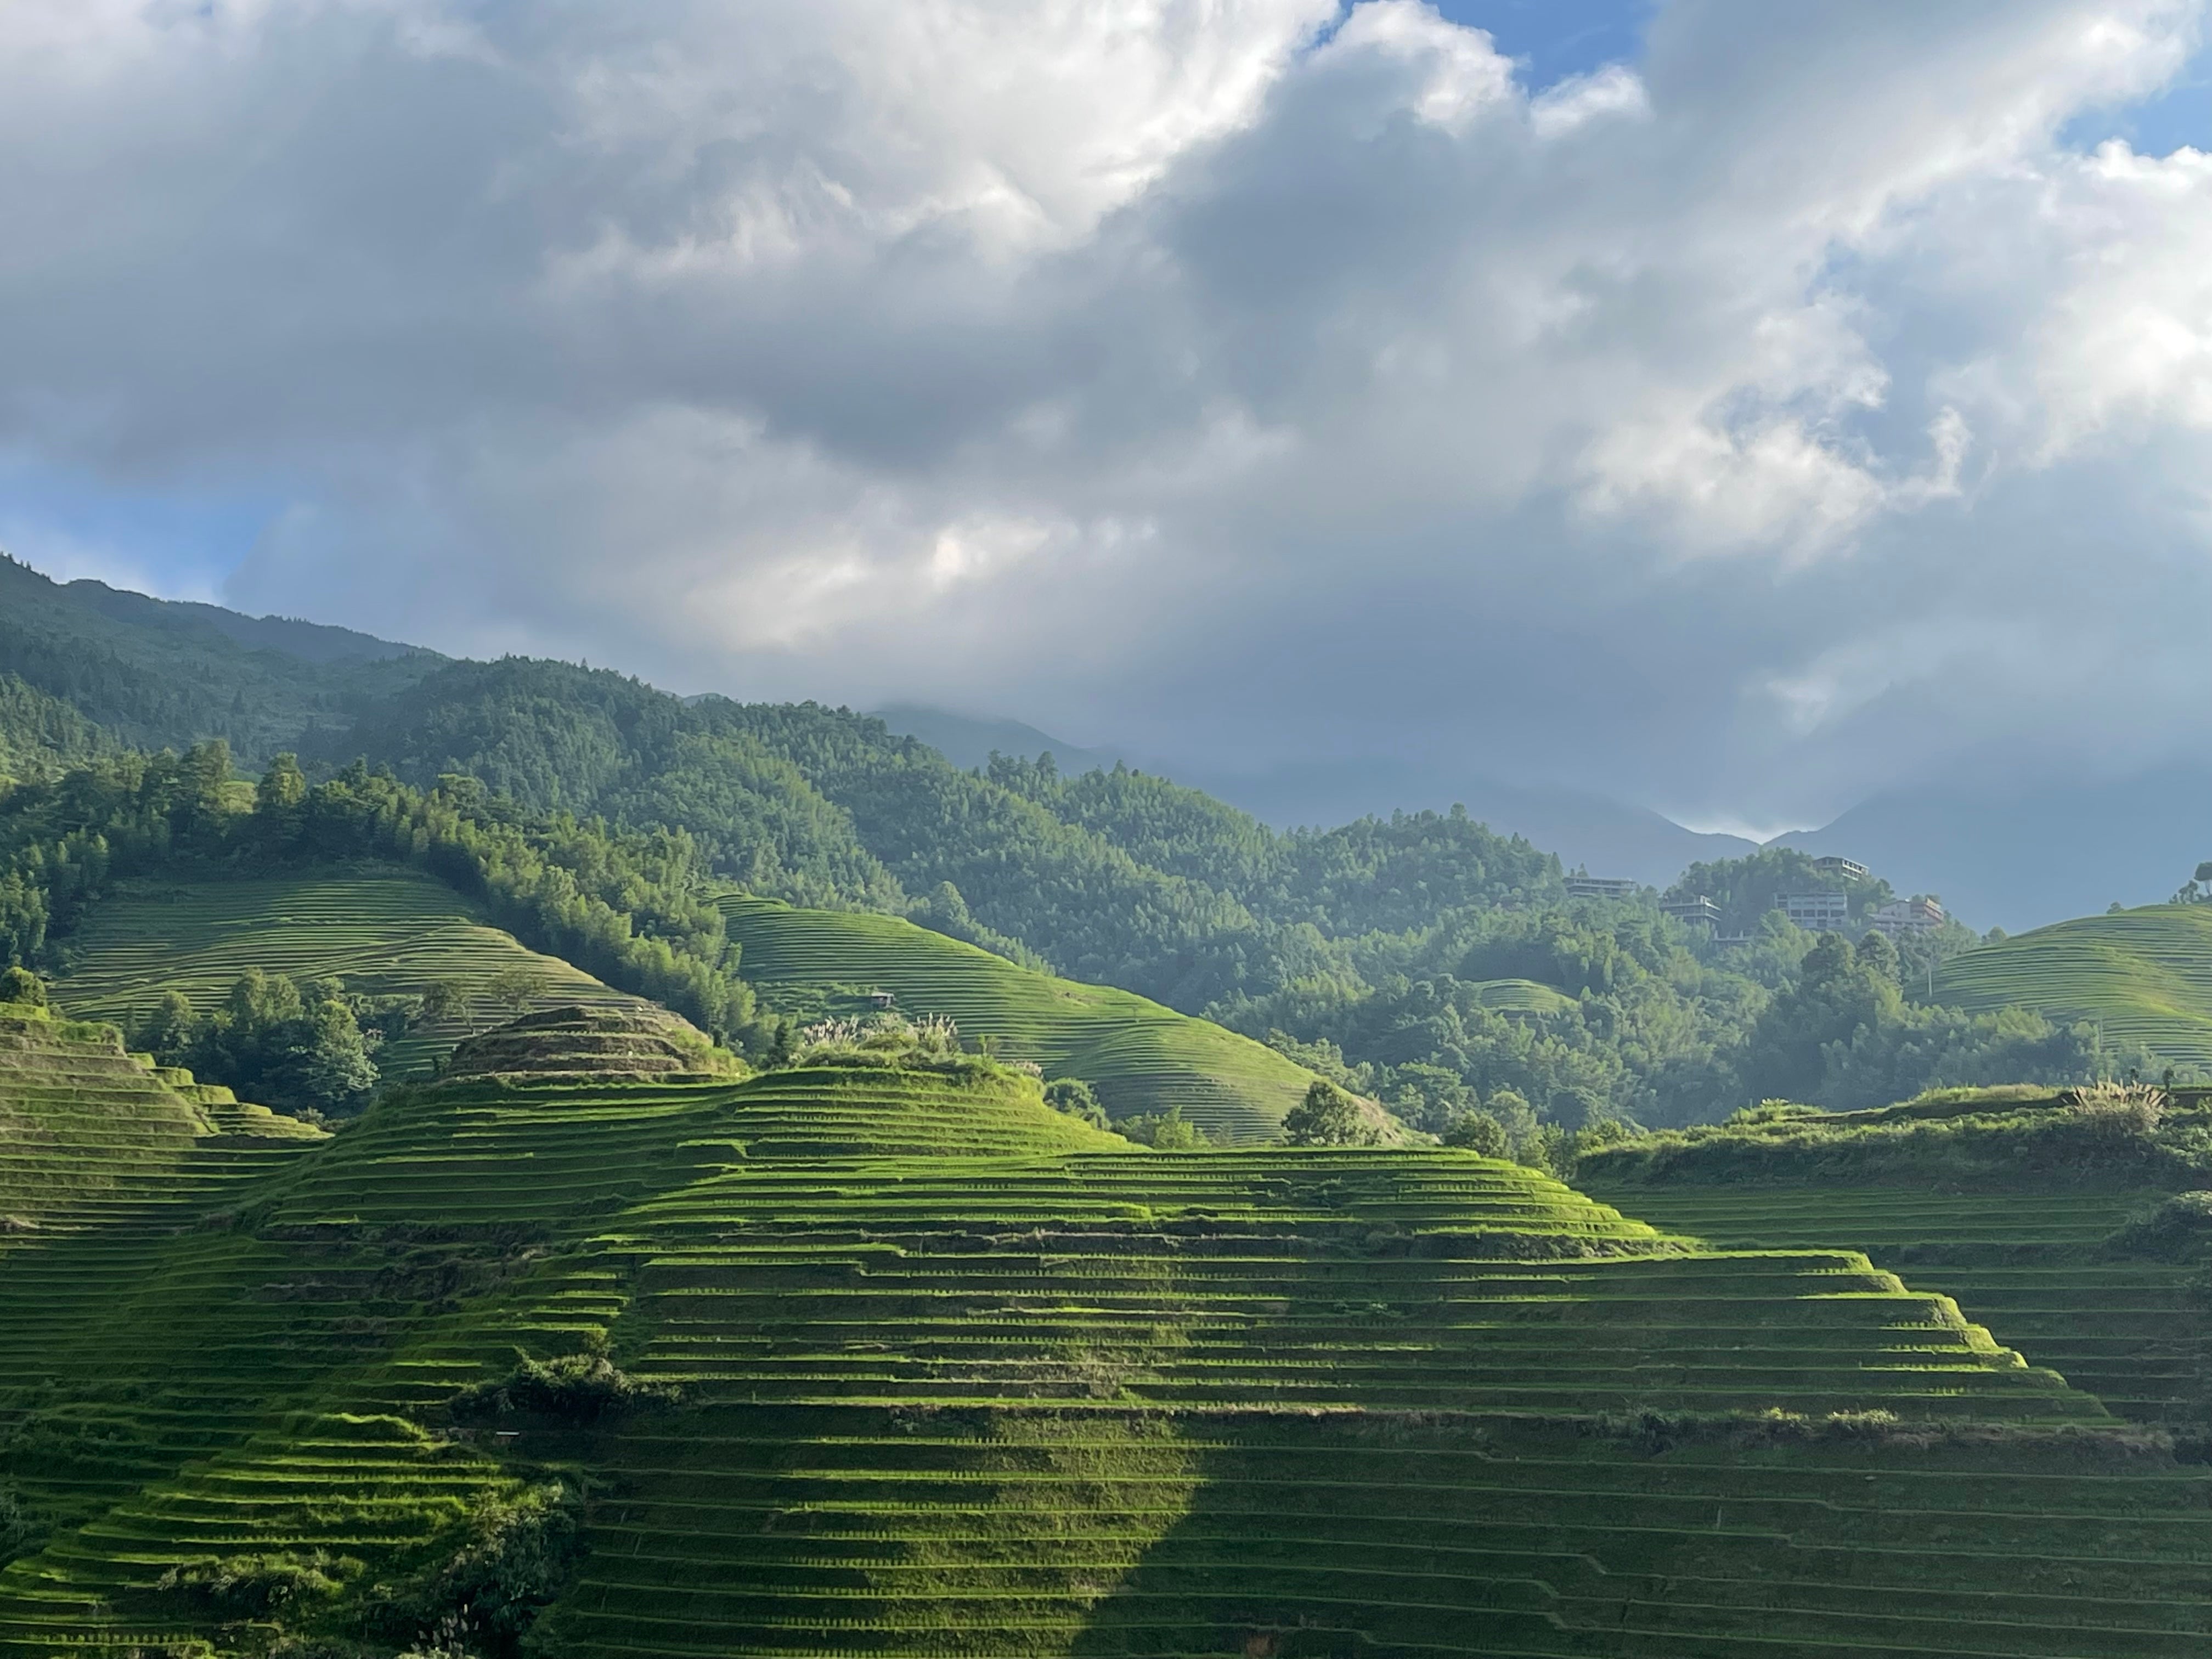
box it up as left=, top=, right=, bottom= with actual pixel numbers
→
left=0, top=742, right=765, bottom=1049
left=134, top=972, right=381, bottom=1119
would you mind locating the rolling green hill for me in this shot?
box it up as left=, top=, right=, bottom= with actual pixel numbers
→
left=721, top=894, right=1327, bottom=1138
left=4, top=1007, right=2207, bottom=1659
left=52, top=868, right=644, bottom=1078
left=1933, top=902, right=2212, bottom=1073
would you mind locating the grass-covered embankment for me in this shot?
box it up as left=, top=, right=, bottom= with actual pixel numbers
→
left=723, top=894, right=1328, bottom=1139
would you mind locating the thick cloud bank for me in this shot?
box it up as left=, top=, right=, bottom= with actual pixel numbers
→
left=2, top=1, right=2209, bottom=825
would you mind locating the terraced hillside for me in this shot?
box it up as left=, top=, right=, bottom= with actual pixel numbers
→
left=1578, top=1089, right=2212, bottom=1427
left=1934, top=902, right=2212, bottom=1073
left=53, top=867, right=642, bottom=1076
left=4, top=1017, right=2206, bottom=1659
left=1582, top=1180, right=2211, bottom=1427
left=723, top=895, right=1324, bottom=1138
left=0, top=1002, right=321, bottom=1234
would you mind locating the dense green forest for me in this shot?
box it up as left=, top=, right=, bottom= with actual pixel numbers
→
left=0, top=566, right=2155, bottom=1129
left=0, top=743, right=758, bottom=1054
left=0, top=554, right=435, bottom=765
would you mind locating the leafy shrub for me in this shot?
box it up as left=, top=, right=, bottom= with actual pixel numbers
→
left=1042, top=1076, right=1108, bottom=1127
left=1283, top=1080, right=1384, bottom=1147
left=1440, top=1109, right=1508, bottom=1156
left=2106, top=1191, right=2212, bottom=1261
left=450, top=1346, right=678, bottom=1426
left=0, top=1486, right=31, bottom=1564
left=0, top=966, right=44, bottom=1006
left=368, top=1483, right=580, bottom=1659
left=1119, top=1104, right=1210, bottom=1149
left=157, top=1549, right=361, bottom=1616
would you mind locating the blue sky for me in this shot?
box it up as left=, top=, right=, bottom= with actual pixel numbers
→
left=1431, top=0, right=1654, bottom=88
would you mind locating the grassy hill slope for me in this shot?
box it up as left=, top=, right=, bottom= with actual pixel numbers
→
left=723, top=894, right=1326, bottom=1138
left=0, top=1003, right=321, bottom=1235
left=53, top=868, right=643, bottom=1078
left=5, top=1014, right=2206, bottom=1659
left=1583, top=1180, right=2210, bottom=1426
left=1579, top=1090, right=2212, bottom=1425
left=1934, top=902, right=2212, bottom=1073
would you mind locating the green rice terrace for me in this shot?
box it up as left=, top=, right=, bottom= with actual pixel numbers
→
left=1933, top=903, right=2212, bottom=1074
left=1, top=1005, right=2206, bottom=1659
left=1579, top=1089, right=2212, bottom=1429
left=52, top=869, right=643, bottom=1078
left=721, top=895, right=1325, bottom=1139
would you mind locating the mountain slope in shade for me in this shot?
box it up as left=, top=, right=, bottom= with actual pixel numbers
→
left=0, top=554, right=439, bottom=764
left=871, top=703, right=1128, bottom=775
left=1778, top=765, right=2212, bottom=933
left=874, top=704, right=1757, bottom=888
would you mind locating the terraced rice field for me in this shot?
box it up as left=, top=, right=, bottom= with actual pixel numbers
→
left=1933, top=903, right=2212, bottom=1073
left=1468, top=977, right=1579, bottom=1015
left=53, top=867, right=642, bottom=1076
left=1582, top=1180, right=2212, bottom=1427
left=723, top=895, right=1325, bottom=1139
left=2, top=1032, right=2207, bottom=1659
left=0, top=1004, right=321, bottom=1234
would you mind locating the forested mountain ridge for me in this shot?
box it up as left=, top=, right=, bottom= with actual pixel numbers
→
left=0, top=674, right=114, bottom=780
left=0, top=566, right=2160, bottom=1130
left=0, top=554, right=438, bottom=765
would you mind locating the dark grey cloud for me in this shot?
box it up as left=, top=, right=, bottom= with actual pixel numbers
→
left=2, top=0, right=2209, bottom=828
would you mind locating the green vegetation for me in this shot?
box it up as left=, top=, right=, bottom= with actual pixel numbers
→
left=1935, top=901, right=2212, bottom=1075
left=1581, top=1085, right=2212, bottom=1425
left=0, top=618, right=2143, bottom=1127
left=1, top=748, right=757, bottom=1045
left=4, top=990, right=2209, bottom=1658
left=53, top=871, right=645, bottom=1082
left=1730, top=929, right=2120, bottom=1111
left=724, top=894, right=1327, bottom=1138
left=0, top=553, right=435, bottom=766
left=11, top=562, right=2212, bottom=1656
left=1281, top=1076, right=1386, bottom=1146
left=0, top=674, right=111, bottom=783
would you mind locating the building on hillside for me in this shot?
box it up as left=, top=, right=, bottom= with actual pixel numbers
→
left=868, top=990, right=898, bottom=1010
left=1660, top=895, right=1721, bottom=929
left=1867, top=896, right=1945, bottom=939
left=1566, top=876, right=1639, bottom=902
left=1812, top=855, right=1868, bottom=882
left=1781, top=890, right=1850, bottom=932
